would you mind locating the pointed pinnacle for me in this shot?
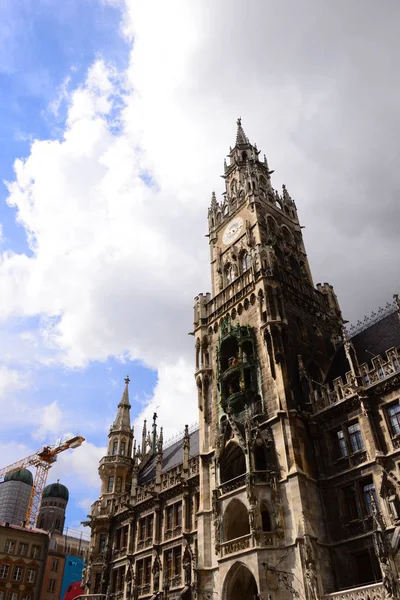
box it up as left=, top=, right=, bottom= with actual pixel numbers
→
left=236, top=117, right=249, bottom=145
left=210, top=191, right=218, bottom=210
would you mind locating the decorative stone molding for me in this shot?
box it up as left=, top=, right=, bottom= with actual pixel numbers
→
left=220, top=533, right=251, bottom=556
left=323, top=582, right=384, bottom=600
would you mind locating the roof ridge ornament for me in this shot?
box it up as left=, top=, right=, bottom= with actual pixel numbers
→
left=347, top=300, right=397, bottom=338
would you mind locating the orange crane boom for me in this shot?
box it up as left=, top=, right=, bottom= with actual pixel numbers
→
left=0, top=434, right=85, bottom=527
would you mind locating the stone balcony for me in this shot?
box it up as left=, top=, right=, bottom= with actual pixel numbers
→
left=220, top=474, right=246, bottom=496
left=220, top=533, right=252, bottom=557
left=324, top=581, right=384, bottom=600
left=313, top=346, right=400, bottom=414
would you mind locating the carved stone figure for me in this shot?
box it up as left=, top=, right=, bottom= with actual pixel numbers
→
left=183, top=544, right=192, bottom=585
left=152, top=554, right=161, bottom=592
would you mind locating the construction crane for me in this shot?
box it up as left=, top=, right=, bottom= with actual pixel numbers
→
left=0, top=434, right=85, bottom=528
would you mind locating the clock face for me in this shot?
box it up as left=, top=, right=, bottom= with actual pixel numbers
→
left=222, top=216, right=244, bottom=246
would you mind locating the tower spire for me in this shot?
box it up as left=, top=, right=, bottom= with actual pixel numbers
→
left=235, top=117, right=249, bottom=146
left=111, top=376, right=131, bottom=432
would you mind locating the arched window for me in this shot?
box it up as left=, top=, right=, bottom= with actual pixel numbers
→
left=282, top=226, right=292, bottom=245
left=290, top=256, right=300, bottom=278
left=242, top=152, right=247, bottom=161
left=254, top=445, right=267, bottom=470
left=259, top=175, right=267, bottom=190
left=220, top=443, right=246, bottom=484
left=112, top=440, right=118, bottom=455
left=226, top=265, right=234, bottom=285
left=266, top=215, right=277, bottom=234
left=223, top=499, right=250, bottom=541
left=120, top=441, right=126, bottom=456
left=241, top=252, right=250, bottom=273
left=261, top=506, right=272, bottom=531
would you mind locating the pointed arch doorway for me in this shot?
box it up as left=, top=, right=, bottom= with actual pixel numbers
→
left=222, top=562, right=259, bottom=600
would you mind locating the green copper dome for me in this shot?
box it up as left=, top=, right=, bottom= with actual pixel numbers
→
left=4, top=469, right=33, bottom=486
left=43, top=481, right=69, bottom=502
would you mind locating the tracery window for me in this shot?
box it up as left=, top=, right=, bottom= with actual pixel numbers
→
left=225, top=265, right=234, bottom=285
left=387, top=403, right=400, bottom=436
left=348, top=422, right=364, bottom=453
left=112, top=440, right=118, bottom=455
left=241, top=252, right=250, bottom=272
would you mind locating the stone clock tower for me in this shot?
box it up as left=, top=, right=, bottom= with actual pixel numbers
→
left=193, top=119, right=343, bottom=600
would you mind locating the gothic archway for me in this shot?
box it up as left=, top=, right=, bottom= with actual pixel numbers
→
left=223, top=499, right=250, bottom=541
left=219, top=442, right=246, bottom=484
left=222, top=562, right=258, bottom=600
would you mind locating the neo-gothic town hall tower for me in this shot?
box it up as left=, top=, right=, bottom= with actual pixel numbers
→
left=85, top=120, right=400, bottom=600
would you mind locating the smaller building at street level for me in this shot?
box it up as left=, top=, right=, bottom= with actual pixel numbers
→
left=0, top=479, right=89, bottom=600
left=85, top=121, right=400, bottom=600
left=0, top=522, right=48, bottom=600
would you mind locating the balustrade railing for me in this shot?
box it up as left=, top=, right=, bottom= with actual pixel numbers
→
left=313, top=347, right=400, bottom=413
left=138, top=584, right=151, bottom=597
left=170, top=575, right=182, bottom=588
left=345, top=516, right=373, bottom=537
left=164, top=526, right=182, bottom=541
left=206, top=271, right=254, bottom=319
left=332, top=450, right=368, bottom=474
left=220, top=533, right=252, bottom=556
left=323, top=581, right=384, bottom=600
left=220, top=474, right=246, bottom=495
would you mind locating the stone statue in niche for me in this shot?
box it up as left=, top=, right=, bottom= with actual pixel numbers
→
left=152, top=554, right=161, bottom=592
left=183, top=544, right=192, bottom=586
left=303, top=538, right=319, bottom=600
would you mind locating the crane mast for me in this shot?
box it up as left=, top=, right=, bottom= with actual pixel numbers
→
left=0, top=434, right=85, bottom=527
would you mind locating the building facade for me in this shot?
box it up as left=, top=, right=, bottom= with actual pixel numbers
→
left=85, top=120, right=400, bottom=600
left=0, top=522, right=49, bottom=600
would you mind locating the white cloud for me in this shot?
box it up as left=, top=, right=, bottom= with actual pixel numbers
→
left=133, top=358, right=197, bottom=440
left=0, top=0, right=399, bottom=448
left=52, top=441, right=106, bottom=489
left=0, top=441, right=35, bottom=469
left=32, top=401, right=63, bottom=442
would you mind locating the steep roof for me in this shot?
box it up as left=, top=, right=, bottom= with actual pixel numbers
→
left=325, top=310, right=400, bottom=383
left=139, top=429, right=199, bottom=485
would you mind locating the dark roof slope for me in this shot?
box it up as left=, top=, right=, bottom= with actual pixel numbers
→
left=139, top=429, right=199, bottom=485
left=325, top=311, right=400, bottom=383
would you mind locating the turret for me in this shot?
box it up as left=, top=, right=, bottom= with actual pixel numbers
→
left=99, top=377, right=134, bottom=498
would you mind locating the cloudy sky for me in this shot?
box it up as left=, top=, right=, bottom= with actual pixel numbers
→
left=0, top=0, right=399, bottom=529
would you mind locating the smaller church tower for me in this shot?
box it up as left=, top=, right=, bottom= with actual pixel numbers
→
left=38, top=480, right=69, bottom=534
left=99, top=376, right=134, bottom=498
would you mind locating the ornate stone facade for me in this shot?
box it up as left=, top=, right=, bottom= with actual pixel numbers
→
left=85, top=120, right=400, bottom=600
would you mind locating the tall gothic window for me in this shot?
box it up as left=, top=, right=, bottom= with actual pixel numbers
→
left=112, top=441, right=118, bottom=455
left=120, top=441, right=126, bottom=456
left=348, top=422, right=364, bottom=453
left=387, top=403, right=400, bottom=436
left=225, top=265, right=234, bottom=285
left=363, top=481, right=377, bottom=516
left=107, top=476, right=114, bottom=492
left=336, top=430, right=348, bottom=457
left=241, top=252, right=250, bottom=272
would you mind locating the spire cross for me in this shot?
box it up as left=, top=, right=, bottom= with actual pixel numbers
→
left=124, top=376, right=130, bottom=385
